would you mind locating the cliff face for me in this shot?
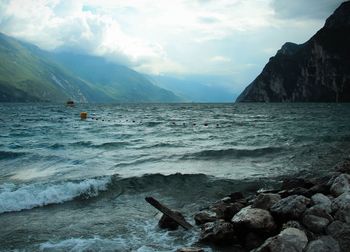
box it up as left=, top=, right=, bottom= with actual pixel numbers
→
left=237, top=1, right=350, bottom=102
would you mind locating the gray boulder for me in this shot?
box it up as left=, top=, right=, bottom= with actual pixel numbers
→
left=231, top=206, right=276, bottom=232
left=252, top=193, right=281, bottom=210
left=304, top=205, right=333, bottom=222
left=330, top=174, right=350, bottom=197
left=270, top=195, right=310, bottom=220
left=194, top=211, right=216, bottom=225
left=311, top=193, right=332, bottom=209
left=326, top=220, right=350, bottom=251
left=302, top=214, right=329, bottom=233
left=253, top=228, right=308, bottom=252
left=212, top=202, right=244, bottom=221
left=200, top=220, right=237, bottom=245
left=305, top=235, right=340, bottom=252
left=331, top=192, right=350, bottom=212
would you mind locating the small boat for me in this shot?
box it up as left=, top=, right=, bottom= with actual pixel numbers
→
left=66, top=100, right=75, bottom=107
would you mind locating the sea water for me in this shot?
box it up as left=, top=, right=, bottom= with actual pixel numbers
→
left=0, top=103, right=350, bottom=251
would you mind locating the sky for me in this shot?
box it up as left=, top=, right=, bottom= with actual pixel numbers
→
left=0, top=0, right=345, bottom=93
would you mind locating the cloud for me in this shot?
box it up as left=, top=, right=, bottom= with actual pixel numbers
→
left=210, top=56, right=232, bottom=63
left=270, top=0, right=345, bottom=20
left=0, top=0, right=345, bottom=87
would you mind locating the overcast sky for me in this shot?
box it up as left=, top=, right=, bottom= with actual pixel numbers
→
left=0, top=0, right=345, bottom=92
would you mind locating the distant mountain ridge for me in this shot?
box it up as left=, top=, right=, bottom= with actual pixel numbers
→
left=0, top=33, right=181, bottom=103
left=237, top=1, right=350, bottom=102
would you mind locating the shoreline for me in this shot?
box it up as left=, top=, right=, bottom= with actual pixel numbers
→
left=163, top=158, right=350, bottom=252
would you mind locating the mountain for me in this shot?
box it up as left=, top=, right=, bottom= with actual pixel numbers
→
left=0, top=33, right=104, bottom=102
left=0, top=33, right=181, bottom=103
left=237, top=1, right=350, bottom=102
left=150, top=75, right=236, bottom=102
left=52, top=53, right=182, bottom=103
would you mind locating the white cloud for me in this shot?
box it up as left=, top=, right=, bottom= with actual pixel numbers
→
left=210, top=56, right=232, bottom=63
left=0, top=0, right=343, bottom=84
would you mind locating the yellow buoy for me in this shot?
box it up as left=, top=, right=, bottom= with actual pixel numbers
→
left=80, top=112, right=88, bottom=120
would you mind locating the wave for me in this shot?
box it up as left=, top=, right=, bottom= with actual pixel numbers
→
left=70, top=141, right=129, bottom=149
left=0, top=150, right=27, bottom=160
left=0, top=177, right=111, bottom=214
left=180, top=146, right=283, bottom=160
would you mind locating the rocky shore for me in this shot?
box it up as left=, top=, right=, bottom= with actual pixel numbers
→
left=160, top=159, right=350, bottom=252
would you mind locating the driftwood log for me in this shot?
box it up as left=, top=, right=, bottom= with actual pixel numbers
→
left=145, top=196, right=193, bottom=230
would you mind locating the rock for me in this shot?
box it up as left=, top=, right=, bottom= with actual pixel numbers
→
left=220, top=196, right=232, bottom=203
left=194, top=211, right=216, bottom=225
left=326, top=220, right=350, bottom=251
left=304, top=205, right=333, bottom=221
left=252, top=193, right=281, bottom=210
left=281, top=178, right=314, bottom=190
left=200, top=220, right=237, bottom=245
left=158, top=212, right=186, bottom=230
left=177, top=247, right=204, bottom=252
left=278, top=187, right=310, bottom=198
left=253, top=228, right=308, bottom=252
left=334, top=206, right=350, bottom=223
left=282, top=220, right=302, bottom=230
left=270, top=195, right=310, bottom=220
left=212, top=202, right=244, bottom=221
left=307, top=184, right=330, bottom=195
left=311, top=193, right=332, bottom=209
left=229, top=191, right=244, bottom=201
left=302, top=214, right=329, bottom=233
left=305, top=235, right=340, bottom=252
left=330, top=174, right=350, bottom=197
left=244, top=232, right=265, bottom=250
left=232, top=206, right=276, bottom=232
left=334, top=159, right=350, bottom=174
left=331, top=192, right=350, bottom=212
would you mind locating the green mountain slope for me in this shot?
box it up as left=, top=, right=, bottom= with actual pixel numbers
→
left=0, top=33, right=181, bottom=103
left=0, top=33, right=106, bottom=102
left=52, top=53, right=183, bottom=103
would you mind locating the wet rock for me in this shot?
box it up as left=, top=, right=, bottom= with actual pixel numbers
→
left=334, top=205, right=350, bottom=223
left=326, top=220, right=350, bottom=251
left=232, top=206, right=276, bottom=232
left=200, top=220, right=237, bottom=245
left=331, top=192, right=350, bottom=212
left=253, top=228, right=308, bottom=252
left=220, top=196, right=232, bottom=203
left=212, top=202, right=244, bottom=221
left=252, top=193, right=281, bottom=210
left=304, top=205, right=333, bottom=221
left=282, top=178, right=314, bottom=190
left=307, top=184, right=330, bottom=195
left=270, top=195, right=310, bottom=220
left=194, top=211, right=216, bottom=225
left=302, top=214, right=329, bottom=233
left=229, top=191, right=244, bottom=201
left=158, top=212, right=186, bottom=230
left=330, top=174, right=350, bottom=197
left=305, top=235, right=340, bottom=252
left=244, top=232, right=265, bottom=250
left=311, top=193, right=332, bottom=209
left=334, top=159, right=350, bottom=174
left=282, top=220, right=302, bottom=230
left=177, top=247, right=204, bottom=252
left=278, top=187, right=310, bottom=198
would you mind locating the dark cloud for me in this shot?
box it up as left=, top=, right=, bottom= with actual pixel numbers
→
left=271, top=0, right=345, bottom=20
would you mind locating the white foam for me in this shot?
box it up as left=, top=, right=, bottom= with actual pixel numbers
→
left=0, top=177, right=111, bottom=214
left=39, top=221, right=208, bottom=252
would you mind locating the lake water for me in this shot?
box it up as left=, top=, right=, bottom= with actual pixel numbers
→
left=0, top=103, right=350, bottom=251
